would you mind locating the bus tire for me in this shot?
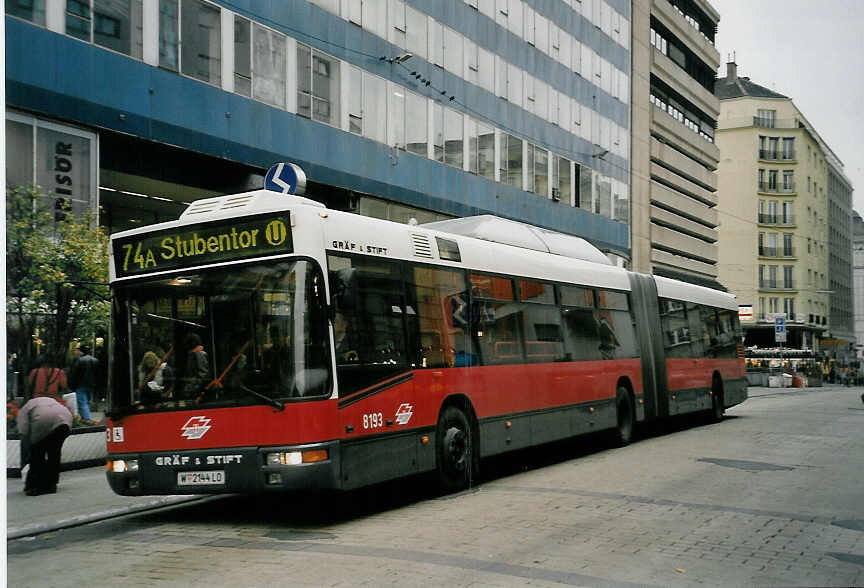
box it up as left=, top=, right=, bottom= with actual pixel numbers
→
left=435, top=405, right=473, bottom=493
left=614, top=387, right=634, bottom=446
left=710, top=377, right=725, bottom=423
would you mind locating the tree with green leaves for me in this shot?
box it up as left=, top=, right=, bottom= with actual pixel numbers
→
left=6, top=185, right=110, bottom=381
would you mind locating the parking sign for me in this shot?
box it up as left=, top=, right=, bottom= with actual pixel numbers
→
left=774, top=316, right=787, bottom=343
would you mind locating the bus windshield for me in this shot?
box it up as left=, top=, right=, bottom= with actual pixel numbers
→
left=109, top=259, right=331, bottom=414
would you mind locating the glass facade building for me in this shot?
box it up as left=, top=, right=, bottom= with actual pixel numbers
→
left=6, top=0, right=631, bottom=256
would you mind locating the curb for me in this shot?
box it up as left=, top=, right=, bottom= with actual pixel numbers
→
left=7, top=495, right=206, bottom=540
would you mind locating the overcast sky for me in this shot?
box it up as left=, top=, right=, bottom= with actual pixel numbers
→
left=713, top=0, right=864, bottom=212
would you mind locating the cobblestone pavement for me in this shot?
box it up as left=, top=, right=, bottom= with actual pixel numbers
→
left=8, top=386, right=864, bottom=586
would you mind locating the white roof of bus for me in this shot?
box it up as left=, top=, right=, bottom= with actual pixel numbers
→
left=654, top=275, right=737, bottom=311
left=109, top=190, right=737, bottom=306
left=421, top=215, right=612, bottom=266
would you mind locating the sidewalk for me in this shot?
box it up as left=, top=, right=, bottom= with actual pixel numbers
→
left=7, top=385, right=854, bottom=541
left=6, top=465, right=202, bottom=540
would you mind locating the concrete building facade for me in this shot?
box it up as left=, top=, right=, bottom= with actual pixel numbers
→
left=6, top=0, right=633, bottom=259
left=715, top=62, right=855, bottom=354
left=630, top=0, right=721, bottom=288
left=853, top=212, right=864, bottom=360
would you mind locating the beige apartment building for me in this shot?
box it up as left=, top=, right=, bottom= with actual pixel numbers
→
left=715, top=61, right=854, bottom=353
left=630, top=0, right=722, bottom=288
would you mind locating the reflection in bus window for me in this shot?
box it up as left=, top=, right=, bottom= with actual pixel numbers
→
left=659, top=298, right=692, bottom=357
left=406, top=266, right=472, bottom=368
left=112, top=260, right=330, bottom=412
left=560, top=285, right=601, bottom=361
left=469, top=274, right=522, bottom=365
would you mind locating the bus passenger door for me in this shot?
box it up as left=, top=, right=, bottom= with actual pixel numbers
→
left=329, top=254, right=418, bottom=489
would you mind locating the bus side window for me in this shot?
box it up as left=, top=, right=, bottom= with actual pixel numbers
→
left=595, top=289, right=637, bottom=359
left=406, top=266, right=472, bottom=368
left=659, top=298, right=692, bottom=358
left=469, top=273, right=522, bottom=366
left=559, top=285, right=600, bottom=361
left=518, top=280, right=564, bottom=363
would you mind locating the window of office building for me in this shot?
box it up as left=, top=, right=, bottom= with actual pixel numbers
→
left=347, top=65, right=363, bottom=134
left=443, top=26, right=462, bottom=75
left=444, top=108, right=463, bottom=168
left=500, top=133, right=523, bottom=188
left=390, top=0, right=406, bottom=47
left=477, top=46, right=494, bottom=93
left=783, top=170, right=794, bottom=191
left=405, top=90, right=428, bottom=157
left=526, top=144, right=548, bottom=196
left=405, top=6, right=427, bottom=60
left=181, top=0, right=221, bottom=85
left=429, top=19, right=443, bottom=66
left=361, top=0, right=386, bottom=38
left=298, top=43, right=340, bottom=126
left=66, top=0, right=91, bottom=41
left=478, top=122, right=495, bottom=180
left=233, top=16, right=251, bottom=97
left=432, top=103, right=444, bottom=162
left=596, top=174, right=611, bottom=218
left=578, top=165, right=593, bottom=211
left=253, top=24, right=286, bottom=108
left=95, top=0, right=144, bottom=57
left=7, top=0, right=46, bottom=24
left=363, top=72, right=387, bottom=143
left=552, top=155, right=571, bottom=203
left=159, top=0, right=179, bottom=70
left=388, top=84, right=406, bottom=150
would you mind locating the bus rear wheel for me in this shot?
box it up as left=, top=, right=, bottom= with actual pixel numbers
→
left=436, top=406, right=474, bottom=493
left=614, top=387, right=634, bottom=446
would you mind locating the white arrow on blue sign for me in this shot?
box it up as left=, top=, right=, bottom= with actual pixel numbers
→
left=264, top=162, right=307, bottom=196
left=774, top=316, right=786, bottom=342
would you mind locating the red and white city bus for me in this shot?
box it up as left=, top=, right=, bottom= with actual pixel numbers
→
left=105, top=188, right=746, bottom=495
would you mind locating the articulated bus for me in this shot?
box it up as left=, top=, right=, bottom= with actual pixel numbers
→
left=105, top=188, right=746, bottom=496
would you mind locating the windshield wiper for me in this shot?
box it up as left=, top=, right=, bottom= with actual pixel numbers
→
left=145, top=313, right=206, bottom=329
left=241, top=384, right=285, bottom=411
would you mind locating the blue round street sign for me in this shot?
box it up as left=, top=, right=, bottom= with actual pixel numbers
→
left=264, top=162, right=307, bottom=195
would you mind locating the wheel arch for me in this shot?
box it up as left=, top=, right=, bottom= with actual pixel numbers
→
left=438, top=394, right=481, bottom=459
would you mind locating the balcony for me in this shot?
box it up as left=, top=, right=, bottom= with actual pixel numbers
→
left=758, top=214, right=795, bottom=226
left=758, top=182, right=796, bottom=194
left=758, top=246, right=796, bottom=258
left=758, top=149, right=796, bottom=161
left=759, top=280, right=796, bottom=291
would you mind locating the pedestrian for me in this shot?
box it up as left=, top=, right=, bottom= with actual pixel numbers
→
left=69, top=345, right=100, bottom=424
left=27, top=354, right=67, bottom=402
left=17, top=396, right=73, bottom=496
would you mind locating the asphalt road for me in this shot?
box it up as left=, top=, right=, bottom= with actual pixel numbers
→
left=8, top=385, right=864, bottom=587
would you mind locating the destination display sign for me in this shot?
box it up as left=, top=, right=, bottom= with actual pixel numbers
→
left=113, top=214, right=292, bottom=278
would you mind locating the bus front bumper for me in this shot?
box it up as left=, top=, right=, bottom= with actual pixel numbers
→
left=106, top=440, right=342, bottom=495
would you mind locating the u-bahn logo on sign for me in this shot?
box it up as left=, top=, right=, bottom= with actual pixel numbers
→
left=265, top=220, right=288, bottom=246
left=181, top=416, right=212, bottom=440
left=395, top=403, right=414, bottom=425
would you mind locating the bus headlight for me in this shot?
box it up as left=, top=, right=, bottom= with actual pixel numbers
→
left=266, top=449, right=328, bottom=465
left=109, top=459, right=139, bottom=473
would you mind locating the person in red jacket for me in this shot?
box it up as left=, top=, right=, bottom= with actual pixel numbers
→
left=27, top=354, right=67, bottom=402
left=17, top=396, right=73, bottom=496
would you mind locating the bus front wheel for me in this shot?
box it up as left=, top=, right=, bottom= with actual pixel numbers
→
left=614, top=387, right=634, bottom=446
left=435, top=406, right=474, bottom=493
